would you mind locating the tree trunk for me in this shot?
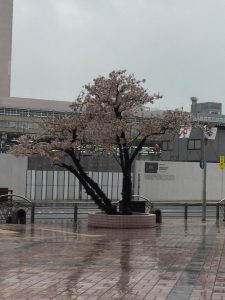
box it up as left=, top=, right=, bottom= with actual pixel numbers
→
left=121, top=168, right=132, bottom=214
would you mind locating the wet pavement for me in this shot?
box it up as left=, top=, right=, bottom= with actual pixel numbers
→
left=0, top=218, right=225, bottom=300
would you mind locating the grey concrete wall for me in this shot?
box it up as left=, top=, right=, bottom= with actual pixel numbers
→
left=28, top=155, right=122, bottom=172
left=0, top=154, right=27, bottom=196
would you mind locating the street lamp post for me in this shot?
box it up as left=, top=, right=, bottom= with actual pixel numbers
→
left=202, top=137, right=208, bottom=221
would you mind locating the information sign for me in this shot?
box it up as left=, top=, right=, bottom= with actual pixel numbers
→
left=200, top=160, right=204, bottom=169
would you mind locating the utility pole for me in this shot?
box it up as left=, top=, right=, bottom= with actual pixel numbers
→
left=202, top=137, right=208, bottom=221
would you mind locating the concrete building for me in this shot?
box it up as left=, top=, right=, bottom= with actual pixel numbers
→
left=0, top=0, right=13, bottom=98
left=0, top=97, right=73, bottom=151
left=191, top=97, right=225, bottom=123
left=161, top=97, right=225, bottom=163
left=161, top=125, right=225, bottom=162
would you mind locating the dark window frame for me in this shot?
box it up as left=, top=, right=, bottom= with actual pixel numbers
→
left=187, top=139, right=201, bottom=150
left=162, top=140, right=173, bottom=151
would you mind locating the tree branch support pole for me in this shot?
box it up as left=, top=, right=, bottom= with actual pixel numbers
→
left=31, top=203, right=35, bottom=224
left=184, top=202, right=188, bottom=220
left=74, top=204, right=78, bottom=223
left=216, top=203, right=220, bottom=221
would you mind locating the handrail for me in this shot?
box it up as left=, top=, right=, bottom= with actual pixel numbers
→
left=115, top=194, right=153, bottom=212
left=0, top=194, right=32, bottom=205
left=131, top=195, right=152, bottom=202
left=218, top=198, right=225, bottom=221
left=0, top=196, right=223, bottom=223
left=0, top=194, right=33, bottom=223
left=131, top=195, right=153, bottom=211
left=218, top=198, right=225, bottom=204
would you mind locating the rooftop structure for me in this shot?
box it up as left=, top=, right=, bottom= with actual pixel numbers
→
left=190, top=97, right=225, bottom=123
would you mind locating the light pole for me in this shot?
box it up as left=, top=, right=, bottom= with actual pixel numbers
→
left=202, top=137, right=208, bottom=222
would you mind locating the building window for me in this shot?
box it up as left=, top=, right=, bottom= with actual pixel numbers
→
left=162, top=140, right=173, bottom=151
left=188, top=139, right=201, bottom=150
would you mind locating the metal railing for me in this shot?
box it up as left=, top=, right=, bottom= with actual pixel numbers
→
left=153, top=201, right=221, bottom=220
left=1, top=195, right=225, bottom=223
left=130, top=195, right=154, bottom=212
left=115, top=195, right=153, bottom=212
left=30, top=201, right=99, bottom=223
left=0, top=193, right=33, bottom=223
left=24, top=200, right=225, bottom=223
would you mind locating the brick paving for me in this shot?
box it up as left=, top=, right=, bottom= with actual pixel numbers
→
left=0, top=218, right=225, bottom=299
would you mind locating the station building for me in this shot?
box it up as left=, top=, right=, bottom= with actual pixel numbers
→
left=0, top=97, right=72, bottom=150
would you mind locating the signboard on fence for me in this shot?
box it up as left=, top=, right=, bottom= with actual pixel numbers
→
left=219, top=156, right=225, bottom=170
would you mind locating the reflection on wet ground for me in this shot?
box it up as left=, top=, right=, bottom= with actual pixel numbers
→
left=0, top=218, right=225, bottom=299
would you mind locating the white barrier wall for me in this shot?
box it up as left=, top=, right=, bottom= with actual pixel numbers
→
left=0, top=154, right=28, bottom=196
left=134, top=160, right=225, bottom=202
left=1, top=155, right=224, bottom=202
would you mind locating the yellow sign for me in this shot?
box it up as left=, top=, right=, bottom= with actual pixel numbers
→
left=219, top=156, right=225, bottom=170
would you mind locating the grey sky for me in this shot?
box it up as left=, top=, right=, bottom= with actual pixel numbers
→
left=10, top=0, right=225, bottom=112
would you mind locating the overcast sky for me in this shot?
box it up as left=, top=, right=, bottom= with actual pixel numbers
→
left=10, top=0, right=225, bottom=112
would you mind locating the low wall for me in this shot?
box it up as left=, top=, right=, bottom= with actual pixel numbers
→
left=0, top=154, right=27, bottom=197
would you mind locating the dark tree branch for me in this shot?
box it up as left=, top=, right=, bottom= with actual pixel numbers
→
left=60, top=163, right=107, bottom=211
left=66, top=150, right=113, bottom=208
left=130, top=136, right=148, bottom=165
left=116, top=135, right=125, bottom=172
left=121, top=131, right=130, bottom=172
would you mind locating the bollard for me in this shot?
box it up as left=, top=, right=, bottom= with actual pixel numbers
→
left=74, top=204, right=78, bottom=222
left=15, top=209, right=26, bottom=224
left=155, top=209, right=162, bottom=223
left=216, top=203, right=220, bottom=221
left=184, top=203, right=188, bottom=220
left=31, top=203, right=35, bottom=224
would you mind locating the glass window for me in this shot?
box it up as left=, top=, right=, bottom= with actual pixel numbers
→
left=9, top=121, right=16, bottom=128
left=18, top=110, right=29, bottom=117
left=195, top=140, right=201, bottom=149
left=40, top=111, right=48, bottom=117
left=162, top=140, right=173, bottom=151
left=0, top=120, right=7, bottom=127
left=5, top=108, right=17, bottom=116
left=33, top=123, right=39, bottom=129
left=188, top=139, right=201, bottom=150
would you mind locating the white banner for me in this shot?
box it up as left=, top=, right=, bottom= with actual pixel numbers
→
left=205, top=127, right=217, bottom=140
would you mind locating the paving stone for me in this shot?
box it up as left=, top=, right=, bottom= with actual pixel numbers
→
left=0, top=218, right=225, bottom=299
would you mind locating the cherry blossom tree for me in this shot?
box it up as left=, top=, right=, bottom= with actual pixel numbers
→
left=11, top=70, right=194, bottom=214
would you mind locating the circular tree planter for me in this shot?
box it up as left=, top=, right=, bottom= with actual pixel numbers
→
left=88, top=212, right=156, bottom=228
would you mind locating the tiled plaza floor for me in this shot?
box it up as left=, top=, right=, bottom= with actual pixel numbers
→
left=0, top=218, right=225, bottom=300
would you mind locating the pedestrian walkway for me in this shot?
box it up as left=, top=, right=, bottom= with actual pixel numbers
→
left=0, top=218, right=225, bottom=299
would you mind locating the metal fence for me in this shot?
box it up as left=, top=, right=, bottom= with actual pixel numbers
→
left=26, top=170, right=123, bottom=202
